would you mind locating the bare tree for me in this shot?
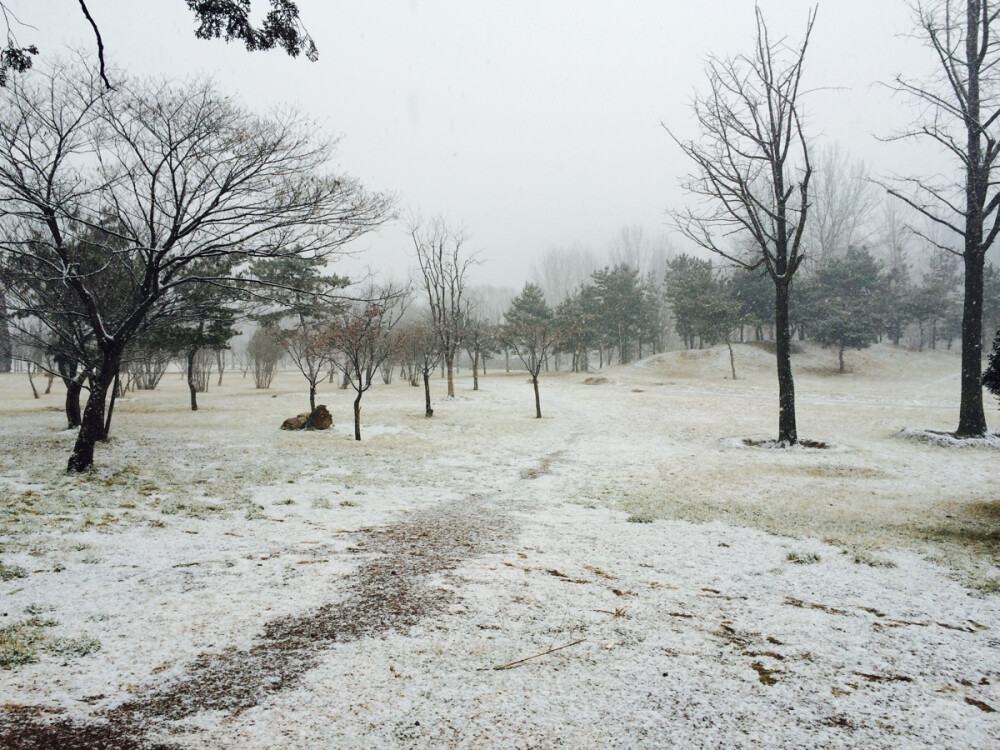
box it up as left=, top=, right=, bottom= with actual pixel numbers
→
left=328, top=284, right=408, bottom=440
left=409, top=216, right=476, bottom=398
left=667, top=6, right=816, bottom=445
left=530, top=243, right=602, bottom=307
left=397, top=317, right=443, bottom=417
left=807, top=144, right=879, bottom=260
left=248, top=326, right=283, bottom=390
left=884, top=0, right=1000, bottom=437
left=0, top=62, right=392, bottom=471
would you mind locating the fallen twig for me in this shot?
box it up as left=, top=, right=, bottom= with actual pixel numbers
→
left=593, top=608, right=627, bottom=618
left=491, top=639, right=586, bottom=671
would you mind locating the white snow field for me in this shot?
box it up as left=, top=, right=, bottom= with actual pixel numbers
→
left=1, top=342, right=998, bottom=748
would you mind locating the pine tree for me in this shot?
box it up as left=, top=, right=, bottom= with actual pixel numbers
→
left=799, top=247, right=886, bottom=373
left=503, top=284, right=558, bottom=418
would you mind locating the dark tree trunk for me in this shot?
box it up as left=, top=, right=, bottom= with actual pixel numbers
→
left=956, top=4, right=988, bottom=436
left=68, top=364, right=116, bottom=472
left=838, top=345, right=845, bottom=374
left=56, top=356, right=83, bottom=428
left=472, top=349, right=479, bottom=391
left=309, top=382, right=317, bottom=412
left=957, top=249, right=987, bottom=435
left=727, top=340, right=737, bottom=380
left=353, top=392, right=362, bottom=440
left=187, top=347, right=199, bottom=411
left=423, top=370, right=433, bottom=417
left=65, top=380, right=83, bottom=429
left=774, top=279, right=797, bottom=444
left=532, top=373, right=541, bottom=419
left=103, top=371, right=120, bottom=440
left=216, top=349, right=225, bottom=386
left=0, top=290, right=11, bottom=373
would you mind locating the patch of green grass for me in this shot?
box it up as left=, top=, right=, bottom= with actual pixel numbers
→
left=0, top=617, right=57, bottom=669
left=786, top=551, right=821, bottom=565
left=339, top=500, right=357, bottom=508
left=626, top=513, right=655, bottom=524
left=971, top=577, right=1000, bottom=596
left=848, top=548, right=897, bottom=569
left=0, top=562, right=28, bottom=581
left=245, top=503, right=267, bottom=521
left=47, top=635, right=101, bottom=658
left=0, top=616, right=100, bottom=670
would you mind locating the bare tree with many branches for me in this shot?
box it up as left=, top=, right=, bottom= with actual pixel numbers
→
left=409, top=216, right=476, bottom=399
left=327, top=283, right=409, bottom=440
left=884, top=0, right=999, bottom=437
left=666, top=5, right=816, bottom=445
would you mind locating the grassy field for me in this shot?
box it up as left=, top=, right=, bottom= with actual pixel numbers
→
left=1, top=342, right=998, bottom=747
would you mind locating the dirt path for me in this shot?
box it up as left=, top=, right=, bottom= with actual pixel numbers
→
left=0, top=493, right=520, bottom=749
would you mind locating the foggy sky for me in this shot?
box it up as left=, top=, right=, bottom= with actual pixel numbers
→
left=13, top=1, right=939, bottom=290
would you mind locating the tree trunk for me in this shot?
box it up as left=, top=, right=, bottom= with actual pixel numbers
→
left=65, top=379, right=83, bottom=429
left=68, top=364, right=116, bottom=472
left=727, top=339, right=737, bottom=380
left=957, top=249, right=988, bottom=436
left=216, top=349, right=225, bottom=386
left=27, top=365, right=39, bottom=399
left=532, top=373, right=542, bottom=418
left=309, top=382, right=317, bottom=412
left=103, top=371, right=120, bottom=440
left=956, top=4, right=988, bottom=437
left=187, top=347, right=199, bottom=411
left=353, top=392, right=362, bottom=441
left=0, top=290, right=11, bottom=373
left=838, top=345, right=845, bottom=374
left=445, top=351, right=455, bottom=397
left=423, top=370, right=433, bottom=417
left=472, top=349, right=479, bottom=391
left=774, top=279, right=797, bottom=444
left=57, top=357, right=83, bottom=428
left=44, top=371, right=55, bottom=395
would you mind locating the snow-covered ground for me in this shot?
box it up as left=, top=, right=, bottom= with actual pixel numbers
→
left=1, top=342, right=998, bottom=748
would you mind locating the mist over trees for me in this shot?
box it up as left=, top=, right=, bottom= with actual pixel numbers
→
left=3, top=3, right=1000, bottom=480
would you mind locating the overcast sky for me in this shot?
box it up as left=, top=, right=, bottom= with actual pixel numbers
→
left=14, top=0, right=939, bottom=290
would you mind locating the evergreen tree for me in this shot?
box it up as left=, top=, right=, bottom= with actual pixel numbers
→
left=554, top=287, right=599, bottom=373
left=252, top=255, right=349, bottom=410
left=912, top=254, right=961, bottom=351
left=730, top=268, right=775, bottom=342
left=983, top=326, right=1000, bottom=405
left=799, top=247, right=886, bottom=372
left=590, top=264, right=644, bottom=363
left=663, top=254, right=716, bottom=348
left=503, top=283, right=558, bottom=418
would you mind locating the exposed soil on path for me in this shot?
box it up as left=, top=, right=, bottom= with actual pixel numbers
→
left=0, top=493, right=518, bottom=749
